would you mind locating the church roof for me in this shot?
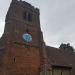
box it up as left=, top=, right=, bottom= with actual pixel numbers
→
left=46, top=46, right=75, bottom=74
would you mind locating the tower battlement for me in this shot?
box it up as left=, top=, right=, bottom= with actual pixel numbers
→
left=12, top=0, right=39, bottom=13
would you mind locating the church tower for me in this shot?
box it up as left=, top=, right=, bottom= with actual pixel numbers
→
left=0, top=0, right=47, bottom=75
left=0, top=0, right=74, bottom=75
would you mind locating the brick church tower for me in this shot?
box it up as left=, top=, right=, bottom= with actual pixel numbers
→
left=1, top=0, right=75, bottom=75
left=0, top=0, right=47, bottom=75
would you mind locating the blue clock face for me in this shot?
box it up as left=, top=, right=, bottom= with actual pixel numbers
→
left=22, top=33, right=32, bottom=42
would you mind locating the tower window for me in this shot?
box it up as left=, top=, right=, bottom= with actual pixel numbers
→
left=13, top=57, right=16, bottom=63
left=24, top=12, right=27, bottom=20
left=23, top=12, right=32, bottom=22
left=28, top=13, right=32, bottom=22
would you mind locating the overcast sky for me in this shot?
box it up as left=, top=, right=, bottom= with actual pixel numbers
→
left=0, top=0, right=75, bottom=48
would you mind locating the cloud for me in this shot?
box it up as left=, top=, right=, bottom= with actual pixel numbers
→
left=40, top=0, right=75, bottom=48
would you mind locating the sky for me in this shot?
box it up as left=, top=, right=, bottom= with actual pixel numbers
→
left=0, top=0, right=75, bottom=48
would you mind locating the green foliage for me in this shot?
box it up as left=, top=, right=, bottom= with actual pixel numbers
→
left=59, top=43, right=74, bottom=52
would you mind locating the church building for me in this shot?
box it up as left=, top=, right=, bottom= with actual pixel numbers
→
left=0, top=0, right=75, bottom=75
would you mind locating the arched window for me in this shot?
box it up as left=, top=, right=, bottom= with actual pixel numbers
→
left=23, top=12, right=32, bottom=22
left=13, top=57, right=16, bottom=63
left=23, top=12, right=27, bottom=20
left=28, top=13, right=32, bottom=22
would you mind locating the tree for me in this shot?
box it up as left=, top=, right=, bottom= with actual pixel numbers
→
left=59, top=43, right=74, bottom=52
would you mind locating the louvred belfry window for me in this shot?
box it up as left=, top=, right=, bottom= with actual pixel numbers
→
left=23, top=12, right=32, bottom=22
left=28, top=13, right=32, bottom=22
left=23, top=12, right=27, bottom=20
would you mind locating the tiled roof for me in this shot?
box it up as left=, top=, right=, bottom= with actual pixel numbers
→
left=46, top=46, right=75, bottom=75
